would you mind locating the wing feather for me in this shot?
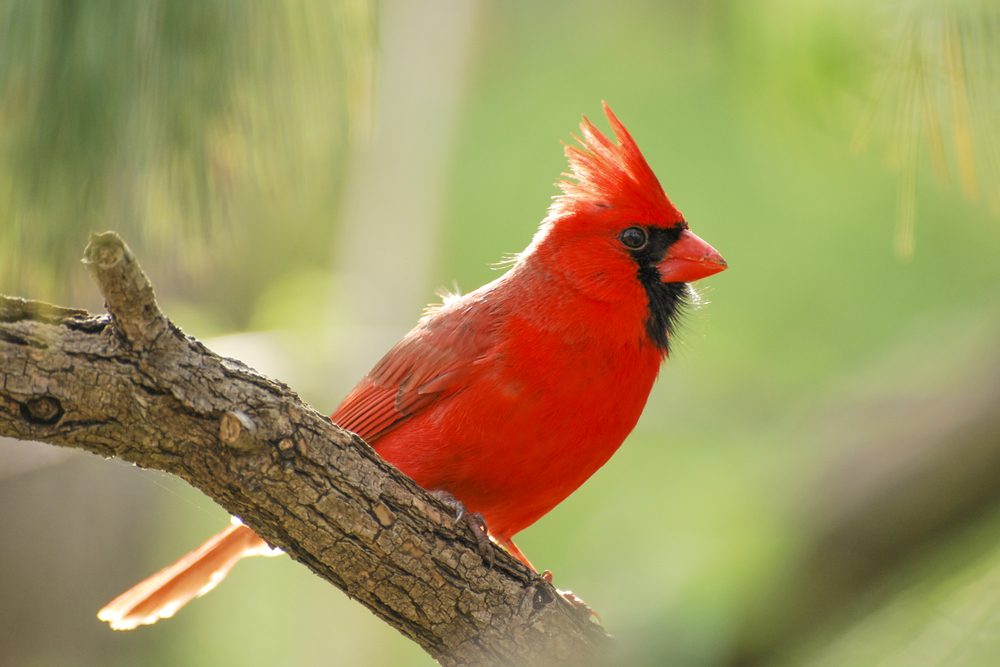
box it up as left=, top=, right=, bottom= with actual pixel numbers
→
left=331, top=296, right=497, bottom=444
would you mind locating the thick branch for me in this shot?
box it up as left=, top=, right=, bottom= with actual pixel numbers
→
left=0, top=232, right=611, bottom=666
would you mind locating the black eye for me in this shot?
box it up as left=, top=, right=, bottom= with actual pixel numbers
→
left=619, top=226, right=648, bottom=250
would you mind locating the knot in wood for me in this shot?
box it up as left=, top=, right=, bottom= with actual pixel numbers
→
left=219, top=410, right=256, bottom=450
left=532, top=583, right=555, bottom=612
left=21, top=396, right=64, bottom=425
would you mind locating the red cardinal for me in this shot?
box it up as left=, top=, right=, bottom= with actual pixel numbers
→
left=98, top=103, right=726, bottom=630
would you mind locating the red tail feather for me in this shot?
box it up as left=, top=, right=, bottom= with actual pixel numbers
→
left=97, top=523, right=277, bottom=630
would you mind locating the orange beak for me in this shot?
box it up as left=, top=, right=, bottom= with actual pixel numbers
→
left=657, top=229, right=727, bottom=283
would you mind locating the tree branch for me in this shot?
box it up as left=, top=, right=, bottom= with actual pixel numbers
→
left=0, top=232, right=611, bottom=666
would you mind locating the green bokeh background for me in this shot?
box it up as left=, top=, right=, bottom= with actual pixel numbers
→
left=2, top=1, right=999, bottom=666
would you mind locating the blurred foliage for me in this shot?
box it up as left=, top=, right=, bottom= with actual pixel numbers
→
left=793, top=505, right=1000, bottom=667
left=853, top=0, right=1000, bottom=257
left=2, top=1, right=1000, bottom=666
left=0, top=0, right=373, bottom=308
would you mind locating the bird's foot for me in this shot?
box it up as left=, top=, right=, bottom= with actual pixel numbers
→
left=540, top=570, right=603, bottom=624
left=430, top=490, right=494, bottom=567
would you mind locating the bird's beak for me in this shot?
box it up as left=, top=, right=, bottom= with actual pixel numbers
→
left=657, top=229, right=727, bottom=283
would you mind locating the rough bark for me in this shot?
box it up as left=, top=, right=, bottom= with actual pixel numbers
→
left=0, top=232, right=611, bottom=667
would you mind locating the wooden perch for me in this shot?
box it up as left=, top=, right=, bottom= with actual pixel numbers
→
left=0, top=232, right=611, bottom=667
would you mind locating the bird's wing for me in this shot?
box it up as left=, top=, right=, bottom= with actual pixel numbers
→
left=331, top=298, right=497, bottom=444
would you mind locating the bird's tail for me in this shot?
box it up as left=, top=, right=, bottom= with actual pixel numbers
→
left=97, top=521, right=279, bottom=630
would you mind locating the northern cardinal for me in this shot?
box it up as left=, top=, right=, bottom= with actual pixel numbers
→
left=98, top=103, right=726, bottom=630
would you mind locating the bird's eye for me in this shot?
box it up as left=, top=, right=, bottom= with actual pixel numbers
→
left=619, top=226, right=648, bottom=250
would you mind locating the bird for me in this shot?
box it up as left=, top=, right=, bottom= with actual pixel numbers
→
left=97, top=103, right=727, bottom=630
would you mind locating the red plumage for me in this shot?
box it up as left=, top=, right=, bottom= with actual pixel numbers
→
left=98, top=103, right=726, bottom=629
left=556, top=102, right=683, bottom=222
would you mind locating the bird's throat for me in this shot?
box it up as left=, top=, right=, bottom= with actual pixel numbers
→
left=637, top=273, right=689, bottom=354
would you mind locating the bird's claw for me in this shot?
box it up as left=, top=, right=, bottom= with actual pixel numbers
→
left=538, top=569, right=602, bottom=624
left=430, top=490, right=495, bottom=568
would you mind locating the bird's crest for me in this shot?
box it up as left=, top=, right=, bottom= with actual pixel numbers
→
left=552, top=102, right=683, bottom=224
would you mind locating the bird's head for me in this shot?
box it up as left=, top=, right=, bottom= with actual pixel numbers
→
left=526, top=103, right=727, bottom=352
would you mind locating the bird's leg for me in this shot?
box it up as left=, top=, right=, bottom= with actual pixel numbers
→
left=540, top=570, right=602, bottom=624
left=429, top=490, right=494, bottom=567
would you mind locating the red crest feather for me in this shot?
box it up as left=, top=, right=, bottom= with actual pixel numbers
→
left=553, top=102, right=683, bottom=224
